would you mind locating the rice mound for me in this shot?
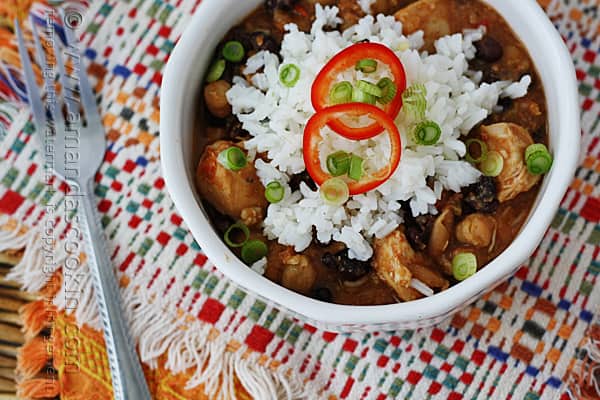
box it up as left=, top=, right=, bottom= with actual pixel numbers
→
left=226, top=5, right=531, bottom=261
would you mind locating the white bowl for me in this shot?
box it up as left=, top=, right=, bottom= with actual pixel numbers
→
left=160, top=0, right=580, bottom=331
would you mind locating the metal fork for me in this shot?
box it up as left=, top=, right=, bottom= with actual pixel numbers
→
left=16, top=13, right=152, bottom=400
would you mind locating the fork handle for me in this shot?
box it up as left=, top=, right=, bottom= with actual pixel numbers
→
left=78, top=179, right=152, bottom=400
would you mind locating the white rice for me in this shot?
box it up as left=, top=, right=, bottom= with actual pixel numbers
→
left=250, top=257, right=268, bottom=275
left=226, top=5, right=531, bottom=261
left=358, top=0, right=376, bottom=14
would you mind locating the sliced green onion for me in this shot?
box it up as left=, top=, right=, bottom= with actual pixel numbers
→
left=330, top=81, right=353, bottom=105
left=326, top=151, right=351, bottom=177
left=356, top=80, right=383, bottom=98
left=465, top=139, right=488, bottom=164
left=241, top=239, right=268, bottom=265
left=402, top=83, right=427, bottom=120
left=217, top=146, right=247, bottom=171
left=348, top=155, right=364, bottom=181
left=320, top=177, right=350, bottom=206
left=412, top=120, right=441, bottom=146
left=265, top=181, right=285, bottom=203
left=206, top=59, right=226, bottom=83
left=222, top=41, right=245, bottom=62
left=525, top=143, right=553, bottom=175
left=224, top=222, right=250, bottom=248
left=279, top=64, right=301, bottom=87
left=480, top=151, right=504, bottom=177
left=452, top=252, right=478, bottom=281
left=377, top=78, right=397, bottom=104
left=355, top=58, right=378, bottom=73
left=352, top=88, right=377, bottom=105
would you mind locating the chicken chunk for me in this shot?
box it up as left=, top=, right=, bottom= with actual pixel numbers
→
left=394, top=0, right=451, bottom=51
left=371, top=0, right=415, bottom=15
left=455, top=213, right=496, bottom=248
left=374, top=230, right=449, bottom=300
left=480, top=123, right=541, bottom=202
left=428, top=208, right=454, bottom=258
left=196, top=141, right=268, bottom=219
left=338, top=0, right=366, bottom=30
left=373, top=230, right=414, bottom=295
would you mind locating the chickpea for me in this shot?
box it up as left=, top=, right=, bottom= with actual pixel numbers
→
left=281, top=255, right=317, bottom=294
left=204, top=80, right=232, bottom=118
left=456, top=214, right=496, bottom=247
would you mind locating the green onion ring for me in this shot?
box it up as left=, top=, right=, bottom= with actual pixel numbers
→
left=265, top=181, right=285, bottom=203
left=465, top=139, right=488, bottom=164
left=326, top=151, right=351, bottom=177
left=356, top=80, right=383, bottom=98
left=217, top=146, right=247, bottom=171
left=402, top=83, right=427, bottom=121
left=320, top=177, right=350, bottom=206
left=224, top=222, right=250, bottom=248
left=348, top=155, right=364, bottom=181
left=377, top=78, right=397, bottom=105
left=279, top=64, right=301, bottom=87
left=452, top=252, right=478, bottom=281
left=355, top=58, right=378, bottom=73
left=412, top=120, right=442, bottom=146
left=525, top=143, right=553, bottom=175
left=241, top=240, right=269, bottom=265
left=330, top=81, right=353, bottom=105
left=351, top=88, right=377, bottom=105
left=480, top=151, right=504, bottom=177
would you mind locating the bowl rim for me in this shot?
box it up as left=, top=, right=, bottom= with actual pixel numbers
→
left=160, top=0, right=580, bottom=326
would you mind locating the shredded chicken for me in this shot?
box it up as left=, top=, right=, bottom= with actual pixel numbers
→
left=480, top=123, right=541, bottom=202
left=196, top=141, right=268, bottom=219
left=394, top=0, right=451, bottom=50
left=374, top=229, right=448, bottom=300
left=456, top=213, right=496, bottom=247
left=373, top=230, right=414, bottom=294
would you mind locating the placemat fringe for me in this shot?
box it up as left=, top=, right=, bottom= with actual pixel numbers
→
left=125, top=287, right=307, bottom=399
left=0, top=214, right=101, bottom=329
left=3, top=215, right=309, bottom=399
left=1, top=215, right=49, bottom=294
left=567, top=316, right=600, bottom=399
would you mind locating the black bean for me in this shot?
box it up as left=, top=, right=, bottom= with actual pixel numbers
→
left=265, top=0, right=298, bottom=11
left=202, top=200, right=234, bottom=234
left=497, top=96, right=513, bottom=112
left=475, top=36, right=504, bottom=63
left=246, top=31, right=280, bottom=54
left=532, top=125, right=547, bottom=143
left=224, top=115, right=250, bottom=140
left=405, top=226, right=428, bottom=252
left=462, top=176, right=499, bottom=214
left=289, top=170, right=317, bottom=192
left=204, top=108, right=227, bottom=127
left=322, top=252, right=337, bottom=269
left=398, top=202, right=434, bottom=251
left=322, top=249, right=371, bottom=281
left=313, top=287, right=333, bottom=302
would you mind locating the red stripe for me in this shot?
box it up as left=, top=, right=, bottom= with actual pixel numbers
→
left=119, top=252, right=135, bottom=272
left=340, top=377, right=355, bottom=399
left=147, top=268, right=161, bottom=289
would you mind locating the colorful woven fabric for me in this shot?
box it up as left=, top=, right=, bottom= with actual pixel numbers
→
left=1, top=0, right=599, bottom=399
